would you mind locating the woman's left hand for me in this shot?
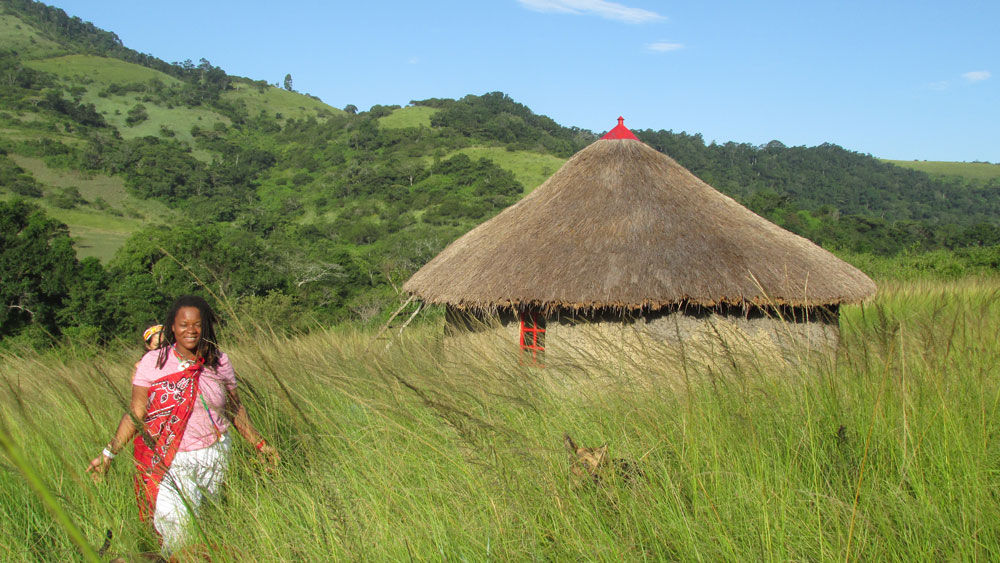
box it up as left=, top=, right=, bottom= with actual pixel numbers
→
left=86, top=454, right=112, bottom=482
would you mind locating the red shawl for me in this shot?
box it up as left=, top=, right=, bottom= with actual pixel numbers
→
left=133, top=356, right=204, bottom=522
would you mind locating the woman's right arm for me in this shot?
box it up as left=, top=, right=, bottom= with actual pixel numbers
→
left=86, top=385, right=149, bottom=480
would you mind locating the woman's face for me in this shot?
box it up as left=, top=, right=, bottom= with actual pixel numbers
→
left=172, top=306, right=203, bottom=357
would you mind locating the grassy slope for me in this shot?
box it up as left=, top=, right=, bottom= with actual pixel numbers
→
left=0, top=124, right=82, bottom=145
left=10, top=155, right=131, bottom=208
left=223, top=84, right=341, bottom=123
left=84, top=91, right=231, bottom=155
left=0, top=189, right=144, bottom=262
left=25, top=54, right=231, bottom=156
left=379, top=106, right=565, bottom=191
left=379, top=105, right=438, bottom=129
left=63, top=225, right=132, bottom=262
left=0, top=13, right=64, bottom=57
left=2, top=278, right=999, bottom=560
left=5, top=44, right=344, bottom=261
left=24, top=54, right=182, bottom=85
left=7, top=155, right=171, bottom=262
left=883, top=159, right=1000, bottom=181
left=454, top=146, right=565, bottom=192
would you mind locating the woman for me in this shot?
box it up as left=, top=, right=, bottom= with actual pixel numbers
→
left=87, top=295, right=279, bottom=553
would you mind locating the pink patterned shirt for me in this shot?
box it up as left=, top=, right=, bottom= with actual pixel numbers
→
left=132, top=348, right=237, bottom=452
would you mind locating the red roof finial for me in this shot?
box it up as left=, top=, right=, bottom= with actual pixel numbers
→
left=601, top=116, right=638, bottom=140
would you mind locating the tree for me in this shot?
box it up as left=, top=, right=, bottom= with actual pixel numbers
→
left=0, top=200, right=80, bottom=340
left=283, top=73, right=293, bottom=92
left=105, top=222, right=290, bottom=332
left=118, top=137, right=210, bottom=200
left=344, top=104, right=358, bottom=115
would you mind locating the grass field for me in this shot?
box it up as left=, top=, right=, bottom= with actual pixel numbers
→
left=83, top=92, right=231, bottom=153
left=0, top=125, right=82, bottom=146
left=884, top=159, right=1000, bottom=182
left=454, top=146, right=566, bottom=192
left=0, top=13, right=64, bottom=58
left=53, top=209, right=161, bottom=263
left=222, top=85, right=341, bottom=124
left=379, top=106, right=567, bottom=191
left=22, top=54, right=339, bottom=157
left=379, top=106, right=438, bottom=129
left=0, top=193, right=155, bottom=264
left=25, top=55, right=182, bottom=86
left=2, top=278, right=999, bottom=560
left=67, top=226, right=133, bottom=263
left=10, top=155, right=130, bottom=208
left=4, top=155, right=173, bottom=262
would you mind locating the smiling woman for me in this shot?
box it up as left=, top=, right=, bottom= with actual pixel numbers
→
left=86, top=295, right=279, bottom=556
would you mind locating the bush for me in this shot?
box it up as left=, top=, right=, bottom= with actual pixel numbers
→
left=231, top=292, right=308, bottom=334
left=125, top=104, right=148, bottom=126
left=49, top=186, right=86, bottom=209
left=11, top=179, right=43, bottom=197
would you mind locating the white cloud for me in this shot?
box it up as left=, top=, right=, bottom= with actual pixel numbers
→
left=408, top=57, right=419, bottom=65
left=925, top=81, right=949, bottom=91
left=517, top=0, right=665, bottom=24
left=646, top=41, right=683, bottom=52
left=962, top=70, right=991, bottom=83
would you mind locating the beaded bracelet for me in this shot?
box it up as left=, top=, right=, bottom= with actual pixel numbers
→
left=255, top=438, right=266, bottom=451
left=102, top=447, right=116, bottom=459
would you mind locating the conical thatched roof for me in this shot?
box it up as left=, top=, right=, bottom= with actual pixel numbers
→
left=404, top=120, right=876, bottom=311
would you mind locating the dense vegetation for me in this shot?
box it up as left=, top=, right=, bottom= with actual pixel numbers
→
left=1, top=0, right=998, bottom=351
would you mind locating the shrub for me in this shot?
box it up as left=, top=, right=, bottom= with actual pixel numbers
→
left=125, top=104, right=148, bottom=126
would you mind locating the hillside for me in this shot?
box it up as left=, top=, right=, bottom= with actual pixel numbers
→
left=2, top=0, right=999, bottom=348
left=882, top=159, right=1000, bottom=182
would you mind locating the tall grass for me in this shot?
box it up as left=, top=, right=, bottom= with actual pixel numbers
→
left=2, top=278, right=999, bottom=560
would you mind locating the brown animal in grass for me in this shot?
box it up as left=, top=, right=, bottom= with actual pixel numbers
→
left=563, top=433, right=644, bottom=486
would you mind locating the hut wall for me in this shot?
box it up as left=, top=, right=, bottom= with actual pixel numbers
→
left=639, top=304, right=839, bottom=351
left=444, top=305, right=839, bottom=365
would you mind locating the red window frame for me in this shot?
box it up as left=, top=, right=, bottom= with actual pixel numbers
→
left=519, top=311, right=545, bottom=365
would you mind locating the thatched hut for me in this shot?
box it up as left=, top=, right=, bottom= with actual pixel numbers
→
left=403, top=118, right=876, bottom=363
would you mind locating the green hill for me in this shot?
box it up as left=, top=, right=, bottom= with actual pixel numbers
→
left=2, top=0, right=1000, bottom=348
left=0, top=11, right=63, bottom=56
left=883, top=159, right=1000, bottom=182
left=0, top=1, right=347, bottom=260
left=379, top=105, right=438, bottom=129
left=25, top=53, right=182, bottom=84
left=452, top=147, right=564, bottom=192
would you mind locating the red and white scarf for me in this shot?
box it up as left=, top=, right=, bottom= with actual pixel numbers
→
left=132, top=352, right=204, bottom=523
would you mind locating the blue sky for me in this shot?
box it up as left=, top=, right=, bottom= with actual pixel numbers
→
left=50, top=0, right=997, bottom=162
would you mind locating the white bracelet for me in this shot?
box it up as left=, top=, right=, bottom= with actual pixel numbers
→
left=102, top=447, right=116, bottom=459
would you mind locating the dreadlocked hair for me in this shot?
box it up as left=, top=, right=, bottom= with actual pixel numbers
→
left=156, top=295, right=222, bottom=370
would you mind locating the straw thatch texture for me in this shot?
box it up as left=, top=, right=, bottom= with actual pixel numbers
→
left=404, top=138, right=876, bottom=311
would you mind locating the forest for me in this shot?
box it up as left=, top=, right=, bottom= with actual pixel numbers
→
left=1, top=0, right=999, bottom=350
